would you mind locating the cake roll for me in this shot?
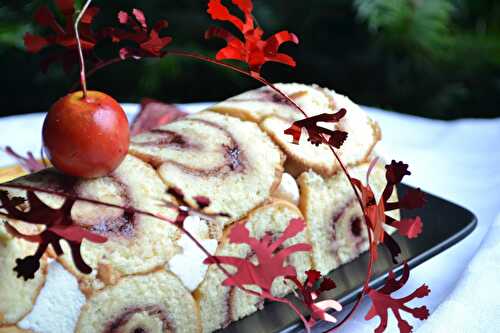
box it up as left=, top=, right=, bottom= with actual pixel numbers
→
left=209, top=83, right=380, bottom=176
left=0, top=83, right=396, bottom=333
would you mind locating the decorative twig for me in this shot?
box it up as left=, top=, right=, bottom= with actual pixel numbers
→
left=74, top=0, right=93, bottom=97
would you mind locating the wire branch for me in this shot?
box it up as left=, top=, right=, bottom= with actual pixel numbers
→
left=74, top=0, right=93, bottom=98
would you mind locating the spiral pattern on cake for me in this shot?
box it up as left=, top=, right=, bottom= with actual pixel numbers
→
left=76, top=270, right=200, bottom=333
left=130, top=111, right=285, bottom=224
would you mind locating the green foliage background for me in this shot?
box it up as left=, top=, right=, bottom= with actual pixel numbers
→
left=0, top=0, right=499, bottom=119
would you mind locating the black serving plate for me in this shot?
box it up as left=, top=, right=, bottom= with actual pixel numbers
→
left=220, top=184, right=477, bottom=333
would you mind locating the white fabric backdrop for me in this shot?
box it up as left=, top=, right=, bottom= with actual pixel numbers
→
left=1, top=103, right=499, bottom=332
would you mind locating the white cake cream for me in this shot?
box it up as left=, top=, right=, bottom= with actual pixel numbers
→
left=0, top=83, right=396, bottom=333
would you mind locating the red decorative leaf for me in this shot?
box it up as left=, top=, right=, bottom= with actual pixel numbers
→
left=3, top=146, right=46, bottom=173
left=204, top=218, right=312, bottom=293
left=50, top=225, right=107, bottom=244
left=106, top=8, right=172, bottom=59
left=166, top=186, right=186, bottom=203
left=205, top=0, right=299, bottom=73
left=55, top=0, right=75, bottom=16
left=130, top=99, right=187, bottom=136
left=319, top=277, right=336, bottom=292
left=365, top=263, right=430, bottom=333
left=398, top=188, right=426, bottom=210
left=132, top=8, right=147, bottom=29
left=392, top=217, right=423, bottom=239
left=305, top=269, right=321, bottom=285
left=351, top=160, right=425, bottom=263
left=0, top=189, right=107, bottom=280
left=24, top=33, right=49, bottom=53
left=81, top=6, right=100, bottom=25
left=385, top=160, right=411, bottom=185
left=24, top=0, right=100, bottom=73
left=284, top=109, right=348, bottom=148
left=33, top=6, right=61, bottom=31
left=193, top=196, right=211, bottom=209
left=286, top=270, right=341, bottom=325
left=118, top=11, right=129, bottom=24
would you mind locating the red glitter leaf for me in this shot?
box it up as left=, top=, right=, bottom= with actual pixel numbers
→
left=392, top=217, right=423, bottom=239
left=174, top=207, right=189, bottom=228
left=132, top=8, right=147, bottom=29
left=284, top=109, right=348, bottom=148
left=0, top=189, right=106, bottom=280
left=351, top=160, right=425, bottom=263
left=193, top=196, right=211, bottom=209
left=166, top=186, right=186, bottom=203
left=164, top=187, right=226, bottom=226
left=3, top=146, right=46, bottom=173
left=118, top=11, right=129, bottom=24
left=397, top=188, right=426, bottom=210
left=24, top=0, right=100, bottom=73
left=33, top=6, right=60, bottom=31
left=204, top=218, right=312, bottom=293
left=81, top=6, right=100, bottom=25
left=205, top=0, right=299, bottom=73
left=319, top=277, right=336, bottom=292
left=24, top=33, right=49, bottom=53
left=106, top=8, right=172, bottom=59
left=365, top=263, right=430, bottom=333
left=305, top=269, right=321, bottom=285
left=385, top=160, right=411, bottom=185
left=55, top=0, right=74, bottom=16
left=286, top=270, right=341, bottom=325
left=50, top=224, right=107, bottom=243
left=130, top=99, right=187, bottom=136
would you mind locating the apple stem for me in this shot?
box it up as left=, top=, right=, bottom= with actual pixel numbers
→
left=74, top=0, right=93, bottom=99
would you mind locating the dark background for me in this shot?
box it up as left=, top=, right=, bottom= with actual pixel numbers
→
left=1, top=0, right=499, bottom=119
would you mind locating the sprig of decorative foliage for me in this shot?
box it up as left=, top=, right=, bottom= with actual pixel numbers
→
left=365, top=263, right=430, bottom=333
left=205, top=0, right=299, bottom=74
left=204, top=218, right=312, bottom=294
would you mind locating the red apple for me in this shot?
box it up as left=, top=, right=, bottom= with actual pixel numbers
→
left=43, top=91, right=130, bottom=178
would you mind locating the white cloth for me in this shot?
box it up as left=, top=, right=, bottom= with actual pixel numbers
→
left=1, top=103, right=499, bottom=332
left=417, top=213, right=500, bottom=333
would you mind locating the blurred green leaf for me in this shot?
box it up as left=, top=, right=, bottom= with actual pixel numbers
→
left=0, top=0, right=498, bottom=119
